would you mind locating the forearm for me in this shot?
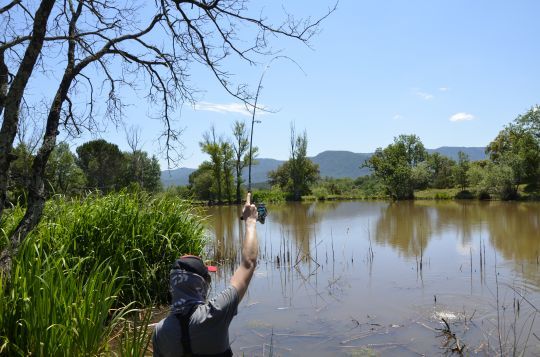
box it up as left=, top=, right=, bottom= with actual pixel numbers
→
left=230, top=193, right=259, bottom=300
left=241, top=219, right=258, bottom=269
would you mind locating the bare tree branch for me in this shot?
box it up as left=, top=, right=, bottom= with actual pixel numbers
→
left=0, top=0, right=20, bottom=15
left=0, top=0, right=336, bottom=272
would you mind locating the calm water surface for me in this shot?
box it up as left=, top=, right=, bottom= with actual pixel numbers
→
left=203, top=201, right=540, bottom=356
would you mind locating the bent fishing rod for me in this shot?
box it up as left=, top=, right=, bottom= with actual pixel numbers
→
left=242, top=56, right=305, bottom=224
left=243, top=63, right=268, bottom=224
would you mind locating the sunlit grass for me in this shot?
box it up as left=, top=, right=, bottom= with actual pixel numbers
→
left=0, top=237, right=126, bottom=355
left=0, top=191, right=206, bottom=355
left=28, top=191, right=207, bottom=305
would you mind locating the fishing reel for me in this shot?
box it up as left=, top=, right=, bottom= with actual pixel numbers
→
left=240, top=201, right=268, bottom=224
left=256, top=203, right=267, bottom=224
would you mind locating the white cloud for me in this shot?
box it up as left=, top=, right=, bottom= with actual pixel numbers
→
left=414, top=90, right=434, bottom=100
left=439, top=87, right=449, bottom=92
left=450, top=112, right=475, bottom=122
left=393, top=114, right=404, bottom=120
left=193, top=102, right=253, bottom=116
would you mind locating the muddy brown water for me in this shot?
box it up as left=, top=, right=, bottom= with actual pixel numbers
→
left=193, top=201, right=540, bottom=356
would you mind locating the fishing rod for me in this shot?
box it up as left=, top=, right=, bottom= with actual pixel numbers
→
left=245, top=62, right=268, bottom=224
left=243, top=56, right=305, bottom=224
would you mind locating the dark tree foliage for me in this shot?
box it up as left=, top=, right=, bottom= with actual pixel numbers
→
left=453, top=151, right=470, bottom=192
left=45, top=142, right=86, bottom=196
left=121, top=151, right=162, bottom=193
left=6, top=143, right=34, bottom=204
left=76, top=139, right=124, bottom=192
left=188, top=161, right=214, bottom=202
left=426, top=153, right=456, bottom=189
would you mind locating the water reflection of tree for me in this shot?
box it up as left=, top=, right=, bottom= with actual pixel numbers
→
left=207, top=206, right=240, bottom=264
left=270, top=202, right=332, bottom=261
left=374, top=201, right=434, bottom=258
left=484, top=202, right=540, bottom=262
left=418, top=200, right=487, bottom=246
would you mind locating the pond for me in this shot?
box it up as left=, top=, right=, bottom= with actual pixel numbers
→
left=203, top=201, right=540, bottom=356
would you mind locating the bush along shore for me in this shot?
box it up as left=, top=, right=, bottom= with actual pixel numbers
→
left=0, top=191, right=206, bottom=355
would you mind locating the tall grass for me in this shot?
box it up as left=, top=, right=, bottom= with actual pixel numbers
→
left=28, top=191, right=206, bottom=305
left=0, top=236, right=126, bottom=356
left=0, top=191, right=207, bottom=355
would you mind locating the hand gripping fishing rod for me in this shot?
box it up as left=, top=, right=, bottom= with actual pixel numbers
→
left=246, top=66, right=268, bottom=224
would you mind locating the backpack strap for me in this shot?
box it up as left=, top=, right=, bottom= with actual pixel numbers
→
left=176, top=305, right=199, bottom=357
left=175, top=305, right=234, bottom=357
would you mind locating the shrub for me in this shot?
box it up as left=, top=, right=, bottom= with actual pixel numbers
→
left=252, top=188, right=286, bottom=204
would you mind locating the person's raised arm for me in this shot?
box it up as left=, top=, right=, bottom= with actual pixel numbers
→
left=230, top=192, right=258, bottom=301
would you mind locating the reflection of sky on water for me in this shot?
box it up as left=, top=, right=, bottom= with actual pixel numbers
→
left=203, top=201, right=540, bottom=356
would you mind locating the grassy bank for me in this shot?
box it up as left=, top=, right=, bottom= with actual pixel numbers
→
left=0, top=191, right=206, bottom=355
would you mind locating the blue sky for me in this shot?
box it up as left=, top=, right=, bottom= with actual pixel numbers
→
left=66, top=1, right=540, bottom=168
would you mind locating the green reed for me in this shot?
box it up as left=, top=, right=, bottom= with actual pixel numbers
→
left=27, top=191, right=206, bottom=305
left=0, top=191, right=206, bottom=355
left=118, top=309, right=154, bottom=357
left=0, top=236, right=126, bottom=356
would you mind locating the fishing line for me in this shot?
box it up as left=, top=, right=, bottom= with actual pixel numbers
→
left=245, top=56, right=306, bottom=224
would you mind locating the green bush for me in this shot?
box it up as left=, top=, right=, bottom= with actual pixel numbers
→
left=454, top=190, right=474, bottom=199
left=311, top=186, right=329, bottom=200
left=252, top=188, right=286, bottom=204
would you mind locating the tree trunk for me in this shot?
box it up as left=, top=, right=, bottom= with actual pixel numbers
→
left=0, top=68, right=72, bottom=273
left=236, top=175, right=241, bottom=204
left=0, top=0, right=56, bottom=223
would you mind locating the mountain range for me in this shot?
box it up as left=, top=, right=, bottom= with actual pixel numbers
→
left=161, top=146, right=486, bottom=187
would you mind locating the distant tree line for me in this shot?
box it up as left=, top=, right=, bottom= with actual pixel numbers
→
left=364, top=106, right=540, bottom=200
left=7, top=139, right=161, bottom=205
left=181, top=106, right=540, bottom=202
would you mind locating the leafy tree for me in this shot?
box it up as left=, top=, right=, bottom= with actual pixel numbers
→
left=453, top=151, right=470, bottom=192
left=268, top=126, right=319, bottom=200
left=200, top=126, right=224, bottom=203
left=467, top=161, right=517, bottom=200
left=467, top=161, right=489, bottom=198
left=76, top=139, right=124, bottom=192
left=485, top=163, right=517, bottom=200
left=486, top=124, right=540, bottom=187
left=364, top=135, right=427, bottom=200
left=515, top=105, right=540, bottom=141
left=221, top=141, right=234, bottom=204
left=7, top=143, right=34, bottom=204
left=188, top=162, right=214, bottom=202
left=411, top=162, right=431, bottom=190
left=231, top=121, right=257, bottom=203
left=426, top=153, right=456, bottom=189
left=45, top=143, right=86, bottom=195
left=121, top=151, right=162, bottom=193
left=396, top=134, right=427, bottom=167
